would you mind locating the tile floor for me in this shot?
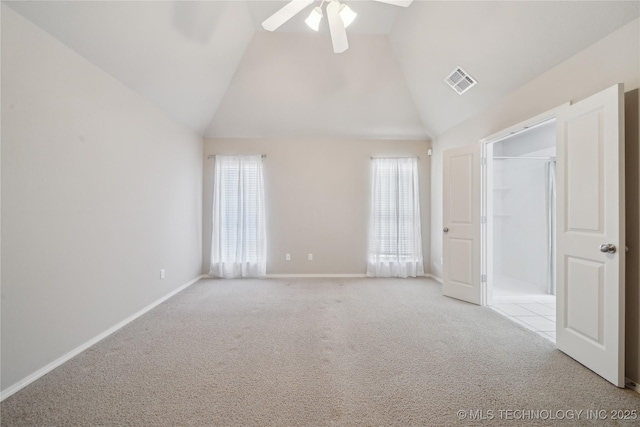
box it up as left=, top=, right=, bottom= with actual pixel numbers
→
left=490, top=295, right=556, bottom=343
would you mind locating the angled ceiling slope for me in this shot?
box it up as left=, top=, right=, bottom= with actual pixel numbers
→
left=206, top=31, right=426, bottom=139
left=5, top=0, right=255, bottom=135
left=389, top=1, right=640, bottom=137
left=5, top=1, right=640, bottom=140
left=208, top=0, right=427, bottom=138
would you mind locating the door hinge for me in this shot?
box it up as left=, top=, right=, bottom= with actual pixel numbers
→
left=481, top=215, right=487, bottom=224
left=481, top=274, right=487, bottom=283
left=481, top=157, right=487, bottom=166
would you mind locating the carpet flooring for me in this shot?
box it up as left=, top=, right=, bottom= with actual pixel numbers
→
left=2, top=278, right=639, bottom=426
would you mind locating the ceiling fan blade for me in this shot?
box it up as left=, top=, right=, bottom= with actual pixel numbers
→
left=262, top=0, right=314, bottom=31
left=326, top=1, right=348, bottom=53
left=371, top=0, right=414, bottom=7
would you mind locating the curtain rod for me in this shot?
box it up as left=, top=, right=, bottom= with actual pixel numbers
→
left=207, top=154, right=267, bottom=159
left=370, top=156, right=421, bottom=160
left=494, top=156, right=555, bottom=160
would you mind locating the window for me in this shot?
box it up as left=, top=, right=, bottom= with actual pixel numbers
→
left=367, top=158, right=424, bottom=278
left=210, top=155, right=266, bottom=278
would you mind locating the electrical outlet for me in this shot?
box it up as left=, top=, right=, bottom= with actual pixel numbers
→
left=308, top=253, right=313, bottom=261
left=160, top=269, right=166, bottom=279
left=286, top=253, right=291, bottom=261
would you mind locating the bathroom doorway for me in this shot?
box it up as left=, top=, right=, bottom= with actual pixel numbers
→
left=485, top=119, right=557, bottom=342
left=444, top=85, right=625, bottom=385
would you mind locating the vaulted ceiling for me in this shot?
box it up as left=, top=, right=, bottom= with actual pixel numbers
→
left=6, top=1, right=640, bottom=140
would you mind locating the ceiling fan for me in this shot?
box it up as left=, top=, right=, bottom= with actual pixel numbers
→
left=262, top=0, right=414, bottom=53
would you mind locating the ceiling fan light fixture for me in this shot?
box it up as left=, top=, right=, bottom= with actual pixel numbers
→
left=339, top=4, right=357, bottom=28
left=262, top=0, right=411, bottom=53
left=305, top=7, right=323, bottom=31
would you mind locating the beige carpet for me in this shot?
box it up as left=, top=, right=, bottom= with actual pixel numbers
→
left=2, top=278, right=639, bottom=426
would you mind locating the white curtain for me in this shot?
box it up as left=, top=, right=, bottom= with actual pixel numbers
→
left=210, top=155, right=266, bottom=278
left=367, top=158, right=424, bottom=278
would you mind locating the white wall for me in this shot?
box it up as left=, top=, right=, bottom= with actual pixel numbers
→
left=203, top=138, right=431, bottom=275
left=430, top=19, right=640, bottom=381
left=1, top=6, right=203, bottom=392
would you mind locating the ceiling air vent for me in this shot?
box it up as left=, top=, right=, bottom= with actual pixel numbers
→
left=445, top=66, right=477, bottom=95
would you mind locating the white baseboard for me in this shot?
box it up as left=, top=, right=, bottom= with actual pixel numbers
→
left=266, top=274, right=367, bottom=278
left=0, top=274, right=206, bottom=402
left=626, top=378, right=640, bottom=394
left=424, top=274, right=443, bottom=283
left=205, top=273, right=441, bottom=280
left=265, top=274, right=443, bottom=281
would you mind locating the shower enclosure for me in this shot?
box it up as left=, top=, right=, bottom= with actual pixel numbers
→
left=488, top=118, right=557, bottom=300
left=492, top=155, right=556, bottom=298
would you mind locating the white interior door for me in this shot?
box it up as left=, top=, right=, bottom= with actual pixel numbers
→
left=443, top=144, right=482, bottom=305
left=556, top=83, right=625, bottom=387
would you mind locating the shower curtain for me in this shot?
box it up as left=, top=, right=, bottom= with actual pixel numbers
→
left=545, top=160, right=556, bottom=296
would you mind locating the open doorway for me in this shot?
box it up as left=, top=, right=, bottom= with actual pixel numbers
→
left=444, top=84, right=625, bottom=386
left=486, top=119, right=557, bottom=342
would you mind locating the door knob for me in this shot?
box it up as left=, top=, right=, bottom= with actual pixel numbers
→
left=599, top=244, right=617, bottom=254
left=443, top=227, right=449, bottom=233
